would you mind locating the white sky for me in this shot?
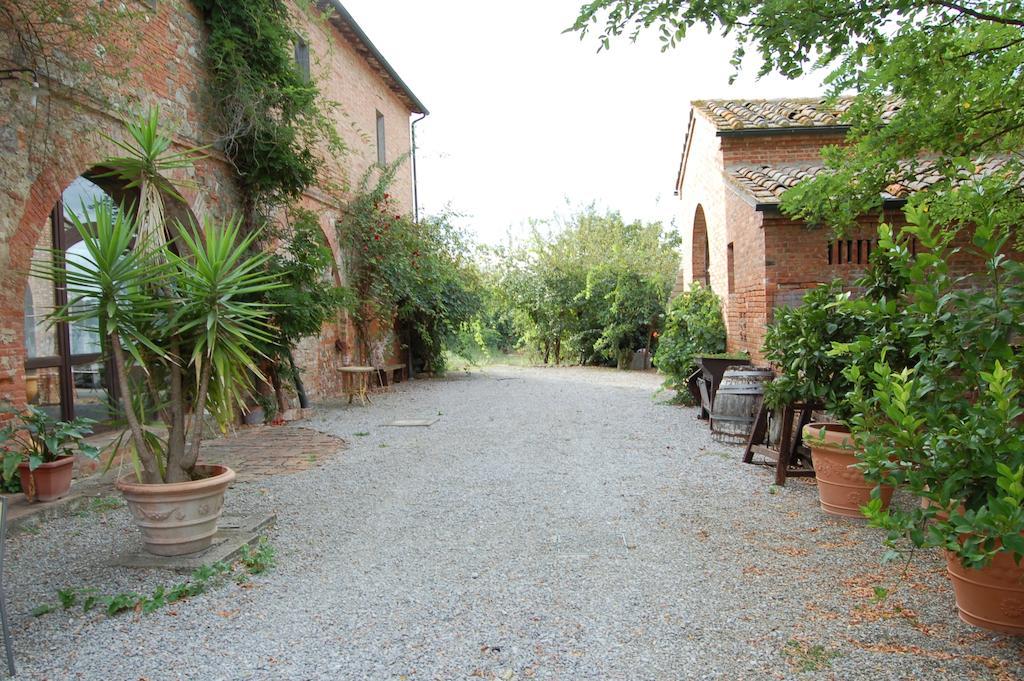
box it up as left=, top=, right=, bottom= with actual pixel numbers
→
left=342, top=0, right=825, bottom=245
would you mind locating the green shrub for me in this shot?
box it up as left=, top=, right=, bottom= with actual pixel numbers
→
left=844, top=202, right=1024, bottom=569
left=763, top=228, right=912, bottom=421
left=653, top=283, right=726, bottom=398
left=761, top=282, right=865, bottom=419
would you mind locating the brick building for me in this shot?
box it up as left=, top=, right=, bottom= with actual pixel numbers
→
left=672, top=98, right=911, bottom=359
left=0, top=1, right=426, bottom=421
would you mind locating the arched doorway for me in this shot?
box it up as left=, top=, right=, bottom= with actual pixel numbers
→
left=22, top=173, right=136, bottom=425
left=692, top=205, right=710, bottom=286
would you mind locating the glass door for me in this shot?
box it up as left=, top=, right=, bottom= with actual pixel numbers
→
left=23, top=178, right=121, bottom=427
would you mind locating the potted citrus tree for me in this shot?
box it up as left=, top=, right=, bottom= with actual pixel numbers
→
left=0, top=405, right=100, bottom=502
left=37, top=111, right=281, bottom=555
left=762, top=281, right=896, bottom=517
left=849, top=203, right=1024, bottom=635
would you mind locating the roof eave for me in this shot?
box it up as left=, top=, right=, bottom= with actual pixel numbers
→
left=675, top=110, right=698, bottom=195
left=717, top=125, right=850, bottom=139
left=320, top=0, right=429, bottom=115
left=754, top=196, right=908, bottom=214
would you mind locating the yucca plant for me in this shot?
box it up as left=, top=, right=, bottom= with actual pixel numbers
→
left=39, top=202, right=280, bottom=483
left=97, top=106, right=205, bottom=249
left=33, top=110, right=281, bottom=484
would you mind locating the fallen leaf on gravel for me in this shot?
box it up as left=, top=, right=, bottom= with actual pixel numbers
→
left=803, top=602, right=839, bottom=622
left=847, top=639, right=1017, bottom=681
left=774, top=546, right=809, bottom=557
left=742, top=565, right=767, bottom=576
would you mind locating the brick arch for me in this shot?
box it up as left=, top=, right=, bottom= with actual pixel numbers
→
left=0, top=134, right=125, bottom=408
left=691, top=204, right=710, bottom=286
left=0, top=134, right=213, bottom=409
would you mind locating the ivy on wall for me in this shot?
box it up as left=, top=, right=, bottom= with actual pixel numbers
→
left=192, top=0, right=344, bottom=224
left=192, top=0, right=352, bottom=406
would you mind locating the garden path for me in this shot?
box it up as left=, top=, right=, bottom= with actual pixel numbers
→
left=4, top=366, right=1023, bottom=679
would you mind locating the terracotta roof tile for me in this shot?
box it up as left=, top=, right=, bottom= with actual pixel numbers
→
left=692, top=97, right=900, bottom=132
left=727, top=158, right=1013, bottom=207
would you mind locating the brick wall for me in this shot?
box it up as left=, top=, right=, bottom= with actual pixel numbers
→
left=720, top=132, right=848, bottom=166
left=0, top=0, right=417, bottom=411
left=675, top=114, right=769, bottom=357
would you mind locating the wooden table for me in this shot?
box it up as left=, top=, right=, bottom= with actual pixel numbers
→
left=338, top=366, right=376, bottom=405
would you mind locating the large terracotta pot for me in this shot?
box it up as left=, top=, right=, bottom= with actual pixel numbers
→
left=803, top=422, right=893, bottom=518
left=18, top=456, right=74, bottom=503
left=946, top=546, right=1024, bottom=636
left=116, top=464, right=236, bottom=556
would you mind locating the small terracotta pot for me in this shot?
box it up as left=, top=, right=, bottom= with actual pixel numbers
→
left=18, top=456, right=75, bottom=503
left=117, top=464, right=235, bottom=557
left=803, top=422, right=893, bottom=518
left=946, top=545, right=1024, bottom=636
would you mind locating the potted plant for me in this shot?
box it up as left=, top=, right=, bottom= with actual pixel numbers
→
left=849, top=203, right=1024, bottom=635
left=0, top=406, right=100, bottom=503
left=763, top=265, right=906, bottom=517
left=36, top=111, right=281, bottom=555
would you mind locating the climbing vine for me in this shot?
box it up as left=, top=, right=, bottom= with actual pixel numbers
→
left=192, top=0, right=351, bottom=404
left=192, top=0, right=344, bottom=225
left=336, top=164, right=483, bottom=373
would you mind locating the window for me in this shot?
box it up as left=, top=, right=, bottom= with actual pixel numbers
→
left=727, top=242, right=736, bottom=293
left=375, top=111, right=386, bottom=165
left=295, top=39, right=310, bottom=83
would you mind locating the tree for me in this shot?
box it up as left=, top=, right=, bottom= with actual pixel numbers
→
left=494, top=206, right=680, bottom=366
left=571, top=1, right=1024, bottom=235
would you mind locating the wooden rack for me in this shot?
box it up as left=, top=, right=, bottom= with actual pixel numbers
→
left=742, top=399, right=819, bottom=485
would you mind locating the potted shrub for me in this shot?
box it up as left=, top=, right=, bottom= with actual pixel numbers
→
left=762, top=282, right=880, bottom=516
left=36, top=111, right=280, bottom=555
left=763, top=263, right=908, bottom=518
left=0, top=406, right=100, bottom=502
left=849, top=203, right=1024, bottom=635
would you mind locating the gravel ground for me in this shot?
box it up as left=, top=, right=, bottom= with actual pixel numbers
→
left=5, top=365, right=1023, bottom=680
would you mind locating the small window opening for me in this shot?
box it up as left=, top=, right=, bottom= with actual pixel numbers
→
left=375, top=111, right=386, bottom=165
left=295, top=39, right=310, bottom=83
left=727, top=242, right=736, bottom=294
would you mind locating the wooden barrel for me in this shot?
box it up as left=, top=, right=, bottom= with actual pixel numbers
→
left=710, top=367, right=774, bottom=443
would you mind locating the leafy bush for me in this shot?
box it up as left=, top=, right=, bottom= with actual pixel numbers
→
left=336, top=166, right=482, bottom=374
left=844, top=202, right=1024, bottom=569
left=763, top=282, right=855, bottom=417
left=763, top=227, right=913, bottom=420
left=492, top=207, right=680, bottom=366
left=652, top=283, right=726, bottom=398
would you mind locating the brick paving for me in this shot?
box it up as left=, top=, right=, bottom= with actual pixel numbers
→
left=199, top=424, right=346, bottom=482
left=4, top=423, right=346, bottom=529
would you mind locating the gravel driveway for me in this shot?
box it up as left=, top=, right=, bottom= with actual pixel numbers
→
left=5, top=366, right=1023, bottom=679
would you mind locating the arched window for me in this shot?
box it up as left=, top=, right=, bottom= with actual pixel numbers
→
left=692, top=205, right=709, bottom=286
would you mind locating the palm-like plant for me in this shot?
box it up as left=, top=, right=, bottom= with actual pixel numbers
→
left=35, top=111, right=280, bottom=484
left=97, top=106, right=205, bottom=249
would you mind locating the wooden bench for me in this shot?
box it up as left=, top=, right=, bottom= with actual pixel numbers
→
left=377, top=363, right=408, bottom=388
